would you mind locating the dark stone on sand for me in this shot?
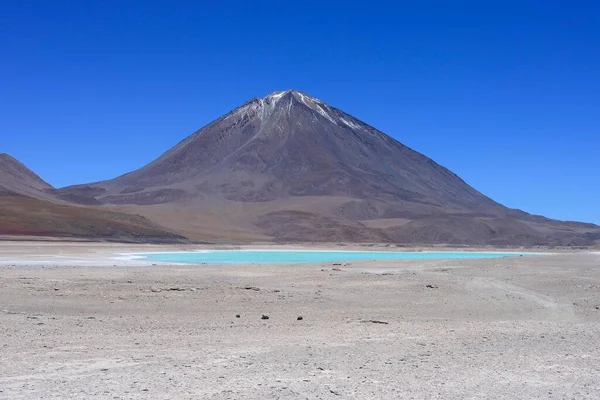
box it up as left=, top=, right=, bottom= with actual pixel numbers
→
left=361, top=319, right=389, bottom=324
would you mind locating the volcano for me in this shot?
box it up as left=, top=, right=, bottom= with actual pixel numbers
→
left=58, top=90, right=599, bottom=245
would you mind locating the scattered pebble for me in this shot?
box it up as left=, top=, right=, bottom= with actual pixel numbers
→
left=297, top=316, right=303, bottom=321
left=261, top=315, right=269, bottom=320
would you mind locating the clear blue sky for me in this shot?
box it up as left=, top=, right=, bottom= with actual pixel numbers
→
left=1, top=1, right=598, bottom=223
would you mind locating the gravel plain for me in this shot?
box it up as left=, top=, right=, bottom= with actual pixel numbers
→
left=0, top=242, right=599, bottom=399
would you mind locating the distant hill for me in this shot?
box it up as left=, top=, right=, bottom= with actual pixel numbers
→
left=0, top=153, right=53, bottom=198
left=54, top=90, right=600, bottom=246
left=0, top=154, right=185, bottom=242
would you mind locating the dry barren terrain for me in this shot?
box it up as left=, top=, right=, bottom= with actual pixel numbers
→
left=0, top=195, right=184, bottom=242
left=0, top=243, right=599, bottom=399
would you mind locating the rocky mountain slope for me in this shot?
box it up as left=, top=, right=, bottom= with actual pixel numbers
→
left=50, top=90, right=600, bottom=245
left=0, top=154, right=184, bottom=242
left=0, top=153, right=54, bottom=198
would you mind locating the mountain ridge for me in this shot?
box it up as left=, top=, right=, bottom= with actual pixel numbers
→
left=0, top=153, right=186, bottom=242
left=0, top=153, right=54, bottom=198
left=70, top=90, right=493, bottom=207
left=52, top=90, right=600, bottom=245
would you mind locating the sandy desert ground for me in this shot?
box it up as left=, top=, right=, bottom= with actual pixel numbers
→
left=1, top=242, right=599, bottom=399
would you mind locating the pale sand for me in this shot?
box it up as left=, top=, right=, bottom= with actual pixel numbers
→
left=0, top=242, right=599, bottom=399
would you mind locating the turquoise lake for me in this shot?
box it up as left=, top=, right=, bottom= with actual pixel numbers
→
left=138, top=250, right=531, bottom=264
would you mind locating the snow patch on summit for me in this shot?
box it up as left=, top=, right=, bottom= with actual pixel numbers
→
left=224, top=90, right=340, bottom=125
left=294, top=92, right=337, bottom=125
left=266, top=91, right=287, bottom=102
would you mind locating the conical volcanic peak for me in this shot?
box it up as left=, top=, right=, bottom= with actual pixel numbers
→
left=55, top=91, right=600, bottom=245
left=86, top=88, right=486, bottom=208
